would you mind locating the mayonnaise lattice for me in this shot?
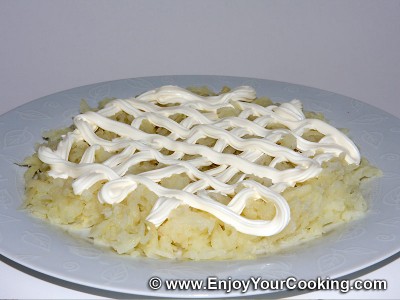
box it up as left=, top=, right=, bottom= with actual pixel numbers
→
left=38, top=86, right=360, bottom=236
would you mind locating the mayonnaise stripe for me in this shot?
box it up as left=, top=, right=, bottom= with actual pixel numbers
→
left=38, top=85, right=360, bottom=236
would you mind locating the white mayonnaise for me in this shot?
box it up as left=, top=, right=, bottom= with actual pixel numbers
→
left=38, top=85, right=360, bottom=236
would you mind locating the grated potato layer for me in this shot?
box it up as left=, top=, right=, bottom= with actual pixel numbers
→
left=23, top=87, right=381, bottom=260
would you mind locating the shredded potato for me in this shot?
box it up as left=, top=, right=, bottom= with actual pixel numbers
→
left=23, top=87, right=381, bottom=260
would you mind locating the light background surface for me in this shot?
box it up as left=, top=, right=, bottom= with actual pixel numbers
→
left=0, top=1, right=399, bottom=299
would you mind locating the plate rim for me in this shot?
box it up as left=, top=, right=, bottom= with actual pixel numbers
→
left=0, top=75, right=399, bottom=298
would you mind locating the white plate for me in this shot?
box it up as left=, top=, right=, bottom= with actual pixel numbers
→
left=0, top=75, right=399, bottom=298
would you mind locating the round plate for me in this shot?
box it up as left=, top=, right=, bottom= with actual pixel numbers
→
left=0, top=75, right=399, bottom=298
